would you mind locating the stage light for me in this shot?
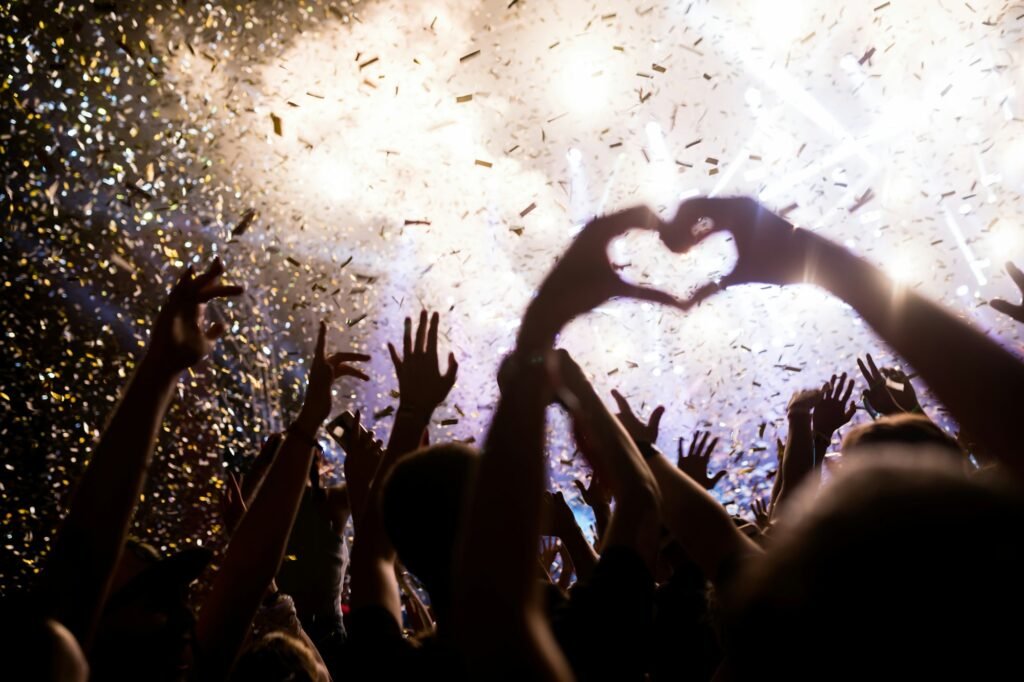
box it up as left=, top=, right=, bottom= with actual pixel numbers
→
left=988, top=220, right=1023, bottom=257
left=556, top=46, right=610, bottom=118
left=744, top=86, right=763, bottom=109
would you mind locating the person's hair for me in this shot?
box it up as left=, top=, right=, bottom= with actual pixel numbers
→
left=724, top=451, right=1024, bottom=679
left=229, top=632, right=319, bottom=682
left=380, top=443, right=479, bottom=612
left=841, top=413, right=963, bottom=460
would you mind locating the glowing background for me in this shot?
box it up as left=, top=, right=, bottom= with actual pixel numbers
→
left=2, top=0, right=1023, bottom=587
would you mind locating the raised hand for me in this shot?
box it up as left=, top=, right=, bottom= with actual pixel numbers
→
left=572, top=474, right=611, bottom=512
left=857, top=354, right=920, bottom=417
left=519, top=206, right=679, bottom=348
left=539, top=536, right=562, bottom=576
left=388, top=310, right=458, bottom=414
left=787, top=387, right=823, bottom=418
left=677, top=431, right=726, bottom=490
left=751, top=497, right=771, bottom=532
left=149, top=257, right=244, bottom=372
left=990, top=261, right=1024, bottom=323
left=338, top=410, right=384, bottom=519
left=813, top=373, right=857, bottom=438
left=609, top=389, right=665, bottom=446
left=297, top=321, right=370, bottom=428
left=658, top=196, right=813, bottom=309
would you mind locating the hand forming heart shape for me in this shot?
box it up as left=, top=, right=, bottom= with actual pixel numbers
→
left=518, top=197, right=816, bottom=350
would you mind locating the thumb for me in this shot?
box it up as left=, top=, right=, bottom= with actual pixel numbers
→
left=443, top=352, right=458, bottom=388
left=709, top=470, right=727, bottom=488
left=618, top=281, right=684, bottom=310
left=649, top=405, right=666, bottom=433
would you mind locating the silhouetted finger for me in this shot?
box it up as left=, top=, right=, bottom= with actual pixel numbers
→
left=415, top=310, right=428, bottom=353
left=198, top=284, right=245, bottom=302
left=427, top=311, right=440, bottom=359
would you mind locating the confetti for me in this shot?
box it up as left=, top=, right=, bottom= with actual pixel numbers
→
left=232, top=209, right=258, bottom=237
left=1, top=0, right=1017, bottom=593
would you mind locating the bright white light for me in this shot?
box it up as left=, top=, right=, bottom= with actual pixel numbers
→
left=744, top=87, right=762, bottom=108
left=885, top=252, right=919, bottom=284
left=644, top=122, right=669, bottom=161
left=556, top=47, right=610, bottom=117
left=749, top=0, right=807, bottom=50
left=989, top=220, right=1023, bottom=257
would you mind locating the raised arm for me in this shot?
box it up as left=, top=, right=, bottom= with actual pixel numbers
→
left=195, top=321, right=368, bottom=679
left=662, top=197, right=1024, bottom=478
left=553, top=364, right=661, bottom=571
left=811, top=373, right=857, bottom=459
left=455, top=349, right=567, bottom=679
left=384, top=310, right=457, bottom=461
left=333, top=410, right=383, bottom=526
left=772, top=388, right=821, bottom=514
left=610, top=391, right=760, bottom=584
left=38, top=259, right=242, bottom=648
left=349, top=310, right=457, bottom=624
left=456, top=206, right=667, bottom=680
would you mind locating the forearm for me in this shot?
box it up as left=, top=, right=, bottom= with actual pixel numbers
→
left=556, top=548, right=575, bottom=590
left=348, top=407, right=430, bottom=621
left=41, top=354, right=178, bottom=647
left=572, top=391, right=661, bottom=566
left=346, top=474, right=372, bottom=527
left=807, top=233, right=1024, bottom=474
left=591, top=501, right=611, bottom=546
left=812, top=433, right=832, bottom=461
left=646, top=451, right=761, bottom=583
left=558, top=521, right=598, bottom=583
left=462, top=376, right=549, bottom=610
left=348, top=516, right=401, bottom=622
left=769, top=463, right=784, bottom=509
left=457, top=370, right=569, bottom=679
left=384, top=404, right=432, bottom=465
left=776, top=414, right=815, bottom=510
left=196, top=424, right=317, bottom=679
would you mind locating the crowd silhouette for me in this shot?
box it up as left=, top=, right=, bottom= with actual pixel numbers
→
left=5, top=197, right=1024, bottom=681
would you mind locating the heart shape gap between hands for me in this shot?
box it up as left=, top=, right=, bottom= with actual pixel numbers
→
left=608, top=227, right=738, bottom=311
